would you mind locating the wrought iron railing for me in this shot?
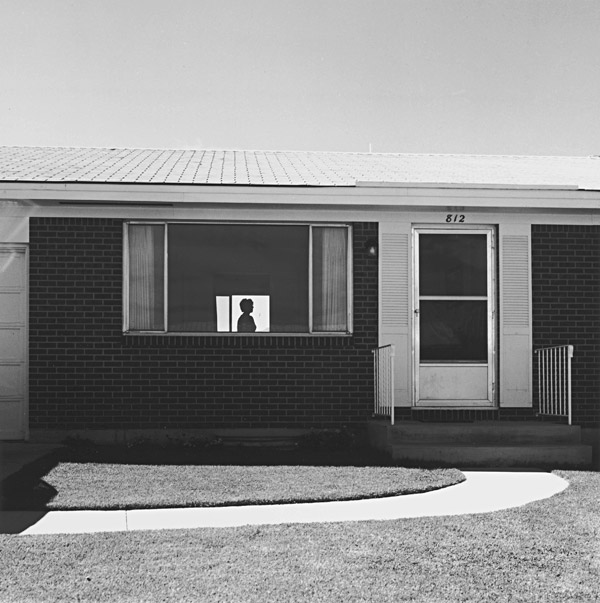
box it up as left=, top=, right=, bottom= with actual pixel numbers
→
left=373, top=344, right=395, bottom=425
left=535, top=344, right=573, bottom=425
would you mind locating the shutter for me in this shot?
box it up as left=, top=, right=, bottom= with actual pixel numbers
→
left=379, top=223, right=411, bottom=406
left=499, top=226, right=532, bottom=407
left=381, top=233, right=409, bottom=333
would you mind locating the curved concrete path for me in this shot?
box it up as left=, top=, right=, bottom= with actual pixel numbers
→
left=5, top=471, right=568, bottom=536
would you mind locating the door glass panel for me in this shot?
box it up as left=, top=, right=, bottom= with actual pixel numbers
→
left=420, top=301, right=487, bottom=362
left=419, top=234, right=487, bottom=296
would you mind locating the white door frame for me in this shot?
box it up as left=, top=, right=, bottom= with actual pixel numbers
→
left=412, top=225, right=496, bottom=407
left=0, top=244, right=29, bottom=440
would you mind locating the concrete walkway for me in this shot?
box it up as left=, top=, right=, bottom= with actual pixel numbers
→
left=3, top=471, right=569, bottom=536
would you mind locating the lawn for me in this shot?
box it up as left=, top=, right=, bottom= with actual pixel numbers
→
left=36, top=463, right=466, bottom=510
left=0, top=470, right=598, bottom=602
left=3, top=438, right=465, bottom=510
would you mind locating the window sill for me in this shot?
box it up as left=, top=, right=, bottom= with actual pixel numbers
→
left=123, top=331, right=352, bottom=337
left=122, top=332, right=354, bottom=348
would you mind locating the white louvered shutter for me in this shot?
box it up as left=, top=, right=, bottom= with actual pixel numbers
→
left=379, top=223, right=411, bottom=406
left=499, top=226, right=532, bottom=407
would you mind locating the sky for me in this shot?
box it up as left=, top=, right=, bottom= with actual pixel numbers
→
left=1, top=0, right=599, bottom=156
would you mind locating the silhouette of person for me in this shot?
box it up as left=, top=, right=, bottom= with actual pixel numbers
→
left=237, top=298, right=256, bottom=332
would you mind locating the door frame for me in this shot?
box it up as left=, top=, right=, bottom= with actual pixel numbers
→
left=0, top=244, right=29, bottom=440
left=412, top=225, right=496, bottom=407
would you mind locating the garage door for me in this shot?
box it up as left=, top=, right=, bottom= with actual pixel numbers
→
left=0, top=245, right=28, bottom=440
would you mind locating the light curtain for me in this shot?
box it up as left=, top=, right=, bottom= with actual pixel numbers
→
left=128, top=224, right=165, bottom=331
left=313, top=227, right=348, bottom=332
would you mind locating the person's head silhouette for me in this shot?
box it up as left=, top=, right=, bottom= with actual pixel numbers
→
left=240, top=298, right=254, bottom=315
left=237, top=298, right=256, bottom=332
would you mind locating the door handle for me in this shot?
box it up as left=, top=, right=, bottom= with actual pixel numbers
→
left=414, top=308, right=419, bottom=315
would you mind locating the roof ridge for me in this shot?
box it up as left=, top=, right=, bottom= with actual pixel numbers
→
left=0, top=145, right=595, bottom=160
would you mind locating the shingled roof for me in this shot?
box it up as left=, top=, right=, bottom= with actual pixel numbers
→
left=0, top=146, right=599, bottom=190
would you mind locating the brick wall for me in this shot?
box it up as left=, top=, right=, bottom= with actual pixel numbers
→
left=531, top=225, right=600, bottom=427
left=29, top=218, right=378, bottom=430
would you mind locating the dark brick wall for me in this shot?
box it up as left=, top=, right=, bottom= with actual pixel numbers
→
left=29, top=218, right=378, bottom=430
left=531, top=225, right=600, bottom=427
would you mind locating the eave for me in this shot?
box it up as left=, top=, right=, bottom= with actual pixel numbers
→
left=1, top=181, right=600, bottom=211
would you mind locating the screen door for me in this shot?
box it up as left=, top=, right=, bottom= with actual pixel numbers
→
left=414, top=227, right=495, bottom=406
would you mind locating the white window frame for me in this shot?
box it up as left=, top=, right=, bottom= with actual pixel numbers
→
left=123, top=221, right=353, bottom=336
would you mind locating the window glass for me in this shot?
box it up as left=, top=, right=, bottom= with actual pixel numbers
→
left=168, top=224, right=309, bottom=333
left=420, top=300, right=487, bottom=362
left=419, top=234, right=487, bottom=296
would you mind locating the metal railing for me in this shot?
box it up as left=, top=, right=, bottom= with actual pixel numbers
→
left=535, top=344, right=573, bottom=425
left=373, top=344, right=395, bottom=425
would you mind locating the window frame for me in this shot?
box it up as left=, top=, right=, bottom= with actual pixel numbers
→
left=123, top=221, right=353, bottom=336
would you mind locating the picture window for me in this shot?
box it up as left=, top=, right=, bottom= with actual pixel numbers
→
left=125, top=222, right=352, bottom=334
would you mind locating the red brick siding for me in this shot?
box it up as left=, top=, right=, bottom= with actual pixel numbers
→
left=531, top=225, right=600, bottom=427
left=29, top=218, right=378, bottom=430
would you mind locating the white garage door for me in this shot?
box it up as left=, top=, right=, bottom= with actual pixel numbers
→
left=0, top=245, right=28, bottom=440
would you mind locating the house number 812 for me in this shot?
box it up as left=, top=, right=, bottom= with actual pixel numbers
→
left=446, top=214, right=465, bottom=223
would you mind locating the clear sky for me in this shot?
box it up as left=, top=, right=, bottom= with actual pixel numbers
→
left=2, top=0, right=599, bottom=155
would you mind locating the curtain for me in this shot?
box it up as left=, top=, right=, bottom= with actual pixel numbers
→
left=313, top=227, right=348, bottom=332
left=128, top=224, right=165, bottom=331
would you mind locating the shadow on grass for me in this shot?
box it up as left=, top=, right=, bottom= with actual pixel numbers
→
left=1, top=454, right=60, bottom=532
left=60, top=431, right=398, bottom=468
left=1, top=433, right=399, bottom=523
left=0, top=509, right=49, bottom=534
left=61, top=444, right=397, bottom=467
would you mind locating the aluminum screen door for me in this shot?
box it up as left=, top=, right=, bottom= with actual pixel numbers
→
left=414, top=227, right=495, bottom=407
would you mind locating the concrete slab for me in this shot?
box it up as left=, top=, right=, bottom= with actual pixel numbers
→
left=19, top=510, right=128, bottom=535
left=6, top=471, right=569, bottom=536
left=0, top=510, right=50, bottom=534
left=127, top=472, right=568, bottom=530
left=392, top=444, right=592, bottom=468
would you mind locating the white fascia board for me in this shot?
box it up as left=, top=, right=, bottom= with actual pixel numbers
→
left=1, top=181, right=600, bottom=210
left=356, top=181, right=581, bottom=190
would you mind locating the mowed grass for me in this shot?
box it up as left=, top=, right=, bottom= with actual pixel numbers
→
left=38, top=463, right=465, bottom=510
left=1, top=471, right=598, bottom=602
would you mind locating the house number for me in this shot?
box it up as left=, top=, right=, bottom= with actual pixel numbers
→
left=446, top=214, right=465, bottom=223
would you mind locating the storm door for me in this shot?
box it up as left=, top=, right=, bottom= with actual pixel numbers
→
left=414, top=227, right=495, bottom=406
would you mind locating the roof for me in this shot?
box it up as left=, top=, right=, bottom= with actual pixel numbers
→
left=0, top=146, right=599, bottom=190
